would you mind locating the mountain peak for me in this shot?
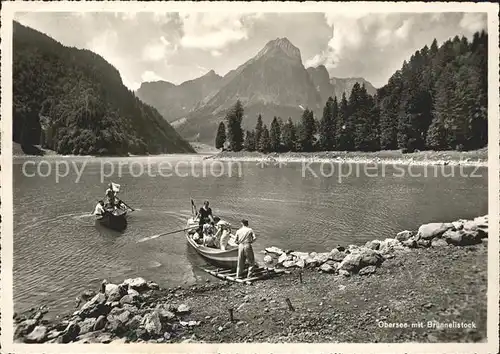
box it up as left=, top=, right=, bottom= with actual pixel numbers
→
left=256, top=37, right=301, bottom=61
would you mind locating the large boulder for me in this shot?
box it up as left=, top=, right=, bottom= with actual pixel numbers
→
left=319, top=263, right=335, bottom=273
left=378, top=238, right=405, bottom=254
left=79, top=293, right=110, bottom=318
left=142, top=311, right=163, bottom=337
left=265, top=246, right=284, bottom=255
left=312, top=252, right=330, bottom=264
left=358, top=265, right=377, bottom=276
left=123, top=277, right=149, bottom=292
left=417, top=239, right=431, bottom=248
left=338, top=253, right=362, bottom=273
left=365, top=240, right=381, bottom=250
left=79, top=317, right=97, bottom=335
left=282, top=260, right=296, bottom=268
left=291, top=251, right=309, bottom=260
left=338, top=248, right=384, bottom=273
left=61, top=322, right=80, bottom=343
left=120, top=293, right=141, bottom=306
left=395, top=230, right=415, bottom=242
left=177, top=304, right=191, bottom=314
left=277, top=253, right=291, bottom=264
left=106, top=310, right=131, bottom=335
left=93, top=315, right=107, bottom=331
left=14, top=319, right=37, bottom=338
left=329, top=249, right=346, bottom=262
left=24, top=326, right=48, bottom=343
left=443, top=229, right=482, bottom=246
left=417, top=222, right=453, bottom=240
left=401, top=239, right=417, bottom=248
left=431, top=238, right=448, bottom=247
left=107, top=284, right=128, bottom=302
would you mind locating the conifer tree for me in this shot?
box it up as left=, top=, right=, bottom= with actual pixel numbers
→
left=215, top=121, right=226, bottom=149
left=243, top=130, right=256, bottom=151
left=226, top=100, right=244, bottom=151
left=319, top=97, right=335, bottom=150
left=258, top=124, right=271, bottom=153
left=269, top=117, right=282, bottom=152
left=254, top=114, right=263, bottom=147
left=282, top=117, right=297, bottom=152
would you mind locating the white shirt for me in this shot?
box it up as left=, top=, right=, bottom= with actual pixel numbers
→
left=94, top=203, right=105, bottom=216
left=235, top=226, right=256, bottom=245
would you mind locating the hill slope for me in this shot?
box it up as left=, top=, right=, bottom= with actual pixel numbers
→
left=13, top=22, right=194, bottom=155
left=136, top=70, right=222, bottom=122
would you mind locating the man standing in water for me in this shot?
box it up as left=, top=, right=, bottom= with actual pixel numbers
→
left=235, top=219, right=257, bottom=279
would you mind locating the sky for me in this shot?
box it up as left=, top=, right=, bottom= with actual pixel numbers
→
left=15, top=11, right=487, bottom=90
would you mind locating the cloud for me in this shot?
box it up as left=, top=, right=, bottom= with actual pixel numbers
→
left=142, top=36, right=174, bottom=61
left=179, top=13, right=250, bottom=50
left=141, top=70, right=167, bottom=83
left=210, top=50, right=222, bottom=57
left=459, top=13, right=486, bottom=33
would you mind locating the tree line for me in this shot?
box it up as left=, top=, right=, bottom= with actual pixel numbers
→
left=215, top=30, right=488, bottom=153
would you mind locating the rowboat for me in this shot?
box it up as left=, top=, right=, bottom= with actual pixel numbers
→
left=185, top=217, right=239, bottom=269
left=96, top=207, right=128, bottom=231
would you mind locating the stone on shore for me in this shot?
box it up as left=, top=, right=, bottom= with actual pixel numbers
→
left=15, top=319, right=37, bottom=338
left=61, top=322, right=80, bottom=343
left=177, top=304, right=191, bottom=314
left=79, top=317, right=97, bottom=335
left=265, top=246, right=284, bottom=255
left=120, top=293, right=140, bottom=306
left=79, top=293, right=110, bottom=318
left=24, top=325, right=48, bottom=343
left=431, top=238, right=448, bottom=247
left=443, top=229, right=482, bottom=246
left=359, top=265, right=377, bottom=276
left=417, top=222, right=453, bottom=240
left=123, top=277, right=149, bottom=291
left=365, top=240, right=381, bottom=250
left=401, top=239, right=417, bottom=248
left=142, top=311, right=162, bottom=336
left=395, top=230, right=415, bottom=242
left=329, top=249, right=346, bottom=262
left=93, top=315, right=107, bottom=331
left=319, top=263, right=335, bottom=273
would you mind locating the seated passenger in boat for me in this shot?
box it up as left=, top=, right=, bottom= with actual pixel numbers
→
left=215, top=220, right=232, bottom=250
left=202, top=223, right=216, bottom=247
left=105, top=184, right=117, bottom=209
left=92, top=200, right=106, bottom=218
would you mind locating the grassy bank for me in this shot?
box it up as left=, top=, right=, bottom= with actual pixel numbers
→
left=207, top=148, right=488, bottom=166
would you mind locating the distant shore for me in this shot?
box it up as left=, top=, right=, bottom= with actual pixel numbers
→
left=206, top=148, right=489, bottom=167
left=11, top=143, right=203, bottom=158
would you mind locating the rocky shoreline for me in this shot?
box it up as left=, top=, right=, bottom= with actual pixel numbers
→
left=206, top=149, right=488, bottom=167
left=14, top=215, right=488, bottom=344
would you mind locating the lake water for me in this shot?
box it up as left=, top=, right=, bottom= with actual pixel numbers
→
left=12, top=155, right=488, bottom=317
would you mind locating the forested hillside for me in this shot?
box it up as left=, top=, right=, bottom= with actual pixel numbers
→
left=13, top=22, right=194, bottom=156
left=216, top=31, right=488, bottom=153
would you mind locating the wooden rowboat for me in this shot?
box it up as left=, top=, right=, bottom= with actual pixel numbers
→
left=185, top=218, right=239, bottom=269
left=96, top=207, right=128, bottom=232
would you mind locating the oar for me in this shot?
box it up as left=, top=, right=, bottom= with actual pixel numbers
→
left=118, top=199, right=135, bottom=211
left=136, top=225, right=198, bottom=243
